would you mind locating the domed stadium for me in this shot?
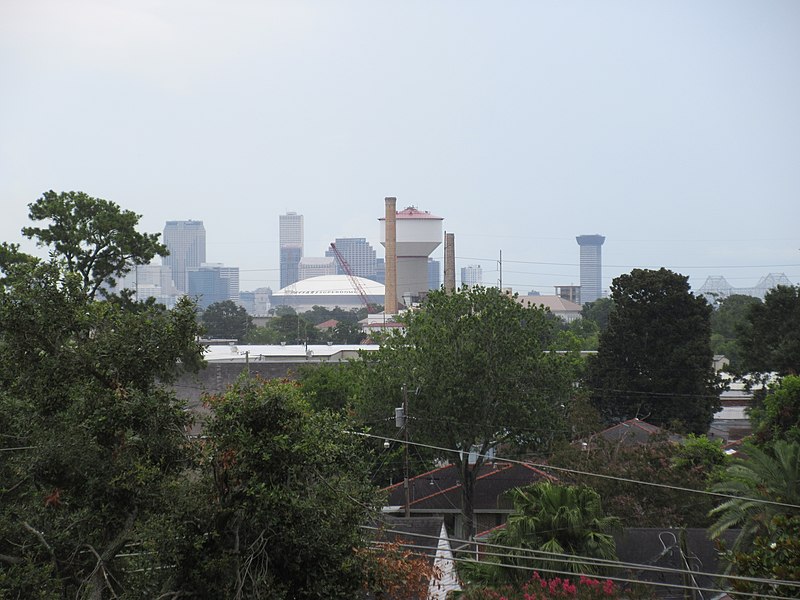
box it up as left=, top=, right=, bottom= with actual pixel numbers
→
left=272, top=275, right=384, bottom=312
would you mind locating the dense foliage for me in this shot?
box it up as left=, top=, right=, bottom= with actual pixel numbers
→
left=586, top=268, right=720, bottom=434
left=749, top=375, right=800, bottom=446
left=550, top=434, right=727, bottom=528
left=709, top=294, right=761, bottom=371
left=0, top=261, right=205, bottom=598
left=201, top=299, right=253, bottom=340
left=162, top=378, right=379, bottom=598
left=738, top=284, right=800, bottom=375
left=709, top=440, right=800, bottom=553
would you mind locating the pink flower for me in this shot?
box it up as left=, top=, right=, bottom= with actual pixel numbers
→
left=602, top=579, right=615, bottom=595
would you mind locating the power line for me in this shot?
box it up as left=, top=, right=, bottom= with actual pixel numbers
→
left=350, top=431, right=800, bottom=511
left=364, top=526, right=800, bottom=591
left=362, top=526, right=800, bottom=599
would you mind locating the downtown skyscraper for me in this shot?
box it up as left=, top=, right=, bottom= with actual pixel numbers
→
left=279, top=212, right=303, bottom=288
left=163, top=220, right=206, bottom=293
left=576, top=234, right=605, bottom=304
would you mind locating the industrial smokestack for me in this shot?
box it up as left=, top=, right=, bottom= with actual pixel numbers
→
left=444, top=232, right=455, bottom=293
left=384, top=197, right=398, bottom=314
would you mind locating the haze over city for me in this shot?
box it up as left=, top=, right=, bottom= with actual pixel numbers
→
left=1, top=1, right=798, bottom=295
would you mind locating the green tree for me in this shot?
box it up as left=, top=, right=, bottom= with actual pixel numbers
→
left=581, top=297, right=614, bottom=332
left=297, top=361, right=364, bottom=412
left=465, top=482, right=619, bottom=587
left=17, top=190, right=167, bottom=299
left=0, top=260, right=204, bottom=598
left=726, top=514, right=800, bottom=597
left=357, top=287, right=576, bottom=540
left=709, top=440, right=800, bottom=553
left=549, top=434, right=726, bottom=528
left=586, top=268, right=720, bottom=434
left=749, top=375, right=800, bottom=446
left=739, top=285, right=800, bottom=375
left=330, top=320, right=366, bottom=344
left=709, top=294, right=761, bottom=370
left=166, top=378, right=378, bottom=598
left=201, top=299, right=253, bottom=340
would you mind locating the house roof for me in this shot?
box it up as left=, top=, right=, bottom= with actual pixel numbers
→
left=516, top=295, right=582, bottom=313
left=595, top=418, right=684, bottom=446
left=315, top=319, right=339, bottom=330
left=383, top=462, right=555, bottom=513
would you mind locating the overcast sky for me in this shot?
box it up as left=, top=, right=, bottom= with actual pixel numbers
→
left=1, top=1, right=798, bottom=294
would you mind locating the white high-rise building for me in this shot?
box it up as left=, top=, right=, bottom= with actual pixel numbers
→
left=163, top=220, right=206, bottom=293
left=576, top=234, right=605, bottom=304
left=461, top=264, right=483, bottom=288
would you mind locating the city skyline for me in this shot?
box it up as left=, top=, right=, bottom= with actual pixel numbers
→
left=1, top=2, right=798, bottom=296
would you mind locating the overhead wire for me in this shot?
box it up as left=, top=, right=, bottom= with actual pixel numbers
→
left=349, top=431, right=800, bottom=511
left=364, top=526, right=798, bottom=599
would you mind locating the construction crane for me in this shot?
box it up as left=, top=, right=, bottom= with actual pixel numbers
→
left=329, top=242, right=376, bottom=313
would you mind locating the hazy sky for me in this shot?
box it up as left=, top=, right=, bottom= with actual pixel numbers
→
left=2, top=1, right=798, bottom=294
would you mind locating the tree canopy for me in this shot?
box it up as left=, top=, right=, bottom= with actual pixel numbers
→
left=201, top=299, right=253, bottom=340
left=16, top=190, right=167, bottom=299
left=738, top=285, right=800, bottom=375
left=357, top=286, right=577, bottom=539
left=163, top=378, right=378, bottom=598
left=586, top=268, right=720, bottom=434
left=749, top=375, right=800, bottom=447
left=710, top=294, right=761, bottom=370
left=0, top=259, right=205, bottom=598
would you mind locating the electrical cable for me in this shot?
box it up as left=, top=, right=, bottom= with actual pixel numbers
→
left=366, top=526, right=798, bottom=599
left=349, top=431, right=800, bottom=510
left=365, top=527, right=800, bottom=590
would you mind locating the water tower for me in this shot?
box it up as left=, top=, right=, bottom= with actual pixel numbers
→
left=379, top=206, right=443, bottom=306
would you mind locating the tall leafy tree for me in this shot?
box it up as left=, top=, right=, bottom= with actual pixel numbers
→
left=709, top=294, right=761, bottom=370
left=19, top=190, right=167, bottom=299
left=201, top=299, right=253, bottom=340
left=165, top=378, right=378, bottom=598
left=357, top=287, right=576, bottom=540
left=739, top=285, right=800, bottom=375
left=586, top=268, right=720, bottom=434
left=0, top=261, right=204, bottom=598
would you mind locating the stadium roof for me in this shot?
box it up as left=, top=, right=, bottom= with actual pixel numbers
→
left=273, top=274, right=385, bottom=297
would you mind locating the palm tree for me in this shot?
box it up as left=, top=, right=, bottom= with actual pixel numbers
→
left=467, top=482, right=620, bottom=586
left=709, top=440, right=800, bottom=552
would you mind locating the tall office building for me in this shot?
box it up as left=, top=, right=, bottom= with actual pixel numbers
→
left=325, top=237, right=377, bottom=279
left=163, top=220, right=206, bottom=293
left=576, top=234, right=605, bottom=304
left=299, top=257, right=336, bottom=280
left=279, top=212, right=303, bottom=288
left=188, top=263, right=239, bottom=309
left=461, top=264, right=483, bottom=288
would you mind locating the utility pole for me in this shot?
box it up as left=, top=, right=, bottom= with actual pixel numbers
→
left=402, top=384, right=410, bottom=518
left=498, top=249, right=503, bottom=290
